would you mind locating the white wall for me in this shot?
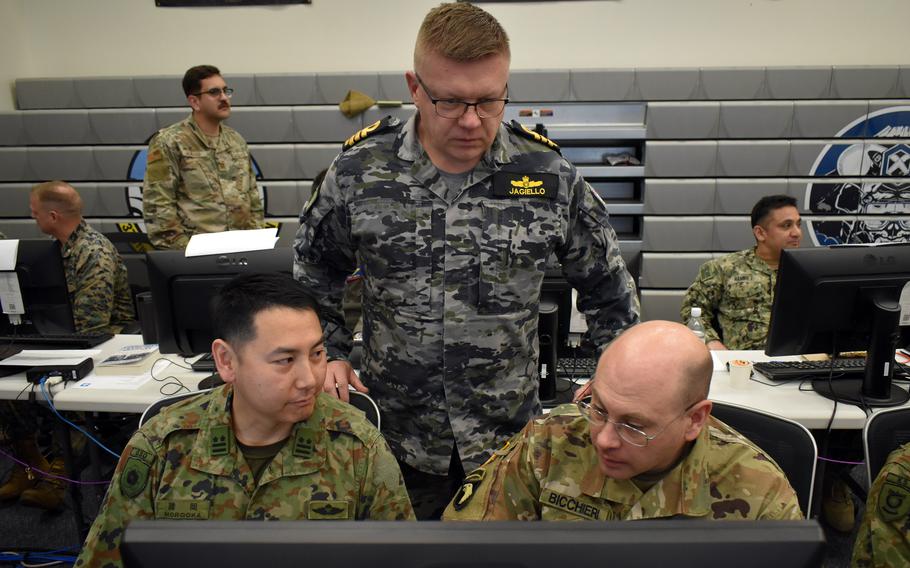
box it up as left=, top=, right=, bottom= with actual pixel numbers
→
left=2, top=0, right=908, bottom=110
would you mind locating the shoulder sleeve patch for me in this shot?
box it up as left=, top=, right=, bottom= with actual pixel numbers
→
left=508, top=120, right=561, bottom=154
left=342, top=116, right=396, bottom=151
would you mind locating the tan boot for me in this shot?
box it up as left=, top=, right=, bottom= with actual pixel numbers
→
left=0, top=436, right=48, bottom=501
left=822, top=477, right=855, bottom=533
left=19, top=457, right=67, bottom=511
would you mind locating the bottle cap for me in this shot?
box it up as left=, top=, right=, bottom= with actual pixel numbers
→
left=691, top=307, right=702, bottom=317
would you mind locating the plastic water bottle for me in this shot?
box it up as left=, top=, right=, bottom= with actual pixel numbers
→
left=687, top=307, right=706, bottom=342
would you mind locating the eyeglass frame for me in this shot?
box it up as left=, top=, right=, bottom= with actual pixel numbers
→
left=576, top=398, right=701, bottom=448
left=414, top=73, right=509, bottom=119
left=192, top=87, right=234, bottom=98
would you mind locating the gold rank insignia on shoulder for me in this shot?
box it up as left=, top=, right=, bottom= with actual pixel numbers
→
left=342, top=116, right=396, bottom=151
left=508, top=120, right=561, bottom=154
left=492, top=172, right=558, bottom=200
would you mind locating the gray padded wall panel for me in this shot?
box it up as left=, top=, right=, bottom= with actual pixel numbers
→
left=643, top=179, right=715, bottom=214
left=255, top=74, right=318, bottom=105
left=0, top=114, right=24, bottom=146
left=155, top=108, right=188, bottom=129
left=788, top=179, right=815, bottom=211
left=716, top=141, right=790, bottom=176
left=791, top=101, right=870, bottom=138
left=0, top=184, right=31, bottom=217
left=134, top=76, right=184, bottom=107
left=639, top=253, right=712, bottom=288
left=644, top=142, right=717, bottom=177
left=227, top=107, right=296, bottom=143
left=715, top=179, right=790, bottom=214
left=640, top=290, right=686, bottom=323
left=362, top=105, right=416, bottom=126
left=634, top=69, right=699, bottom=101
left=248, top=145, right=298, bottom=179
left=23, top=111, right=91, bottom=145
left=28, top=147, right=94, bottom=181
left=765, top=67, right=832, bottom=99
left=295, top=144, right=342, bottom=179
left=88, top=184, right=132, bottom=217
left=718, top=102, right=794, bottom=139
left=315, top=73, right=380, bottom=105
left=789, top=141, right=860, bottom=176
left=508, top=70, right=572, bottom=102
left=642, top=216, right=714, bottom=251
left=377, top=72, right=410, bottom=101
left=223, top=75, right=256, bottom=106
left=570, top=69, right=635, bottom=101
left=831, top=66, right=901, bottom=99
left=94, top=147, right=143, bottom=180
left=901, top=67, right=910, bottom=98
left=713, top=216, right=754, bottom=250
left=265, top=181, right=308, bottom=217
left=699, top=68, right=767, bottom=100
left=15, top=79, right=78, bottom=110
left=0, top=220, right=45, bottom=238
left=0, top=149, right=28, bottom=181
left=646, top=103, right=719, bottom=139
left=292, top=107, right=361, bottom=142
left=869, top=100, right=910, bottom=116
left=89, top=109, right=158, bottom=144
left=73, top=78, right=137, bottom=108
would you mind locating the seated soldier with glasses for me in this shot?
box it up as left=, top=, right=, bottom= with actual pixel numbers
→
left=443, top=320, right=802, bottom=521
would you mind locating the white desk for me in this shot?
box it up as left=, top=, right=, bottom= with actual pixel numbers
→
left=0, top=335, right=208, bottom=413
left=708, top=350, right=910, bottom=430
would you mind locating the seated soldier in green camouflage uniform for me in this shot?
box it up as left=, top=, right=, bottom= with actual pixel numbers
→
left=853, top=443, right=910, bottom=567
left=443, top=321, right=802, bottom=521
left=680, top=194, right=802, bottom=350
left=143, top=65, right=264, bottom=250
left=76, top=273, right=414, bottom=568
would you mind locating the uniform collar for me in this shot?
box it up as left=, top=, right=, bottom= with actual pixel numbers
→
left=745, top=247, right=777, bottom=275
left=59, top=220, right=88, bottom=259
left=189, top=386, right=327, bottom=492
left=185, top=113, right=221, bottom=149
left=581, top=422, right=714, bottom=519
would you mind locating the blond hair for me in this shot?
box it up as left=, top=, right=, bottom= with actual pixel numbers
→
left=31, top=180, right=83, bottom=217
left=414, top=2, right=510, bottom=69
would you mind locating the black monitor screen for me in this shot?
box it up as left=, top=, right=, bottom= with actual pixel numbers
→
left=122, top=520, right=825, bottom=568
left=766, top=243, right=910, bottom=407
left=0, top=239, right=75, bottom=335
left=147, top=247, right=293, bottom=356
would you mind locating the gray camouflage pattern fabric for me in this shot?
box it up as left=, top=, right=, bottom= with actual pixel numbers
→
left=294, top=114, right=639, bottom=475
left=62, top=220, right=135, bottom=334
left=143, top=114, right=264, bottom=250
left=680, top=247, right=775, bottom=349
left=443, top=404, right=803, bottom=521
left=853, top=443, right=910, bottom=567
left=75, top=386, right=414, bottom=568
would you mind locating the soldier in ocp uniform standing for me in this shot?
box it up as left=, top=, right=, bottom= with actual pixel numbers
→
left=143, top=65, right=264, bottom=250
left=75, top=273, right=413, bottom=568
left=680, top=194, right=802, bottom=351
left=294, top=2, right=639, bottom=519
left=443, top=321, right=802, bottom=521
left=854, top=443, right=910, bottom=567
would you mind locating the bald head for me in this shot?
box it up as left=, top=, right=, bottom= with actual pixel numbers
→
left=596, top=321, right=713, bottom=409
left=31, top=181, right=83, bottom=218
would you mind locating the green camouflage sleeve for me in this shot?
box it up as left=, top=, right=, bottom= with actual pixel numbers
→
left=76, top=433, right=159, bottom=568
left=853, top=446, right=910, bottom=567
left=443, top=425, right=542, bottom=521
left=681, top=258, right=725, bottom=344
left=143, top=134, right=189, bottom=250
left=69, top=241, right=121, bottom=334
left=358, top=434, right=416, bottom=520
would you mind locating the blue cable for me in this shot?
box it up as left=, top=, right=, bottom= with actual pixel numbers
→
left=39, top=378, right=121, bottom=460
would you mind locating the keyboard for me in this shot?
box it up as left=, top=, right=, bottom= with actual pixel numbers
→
left=754, top=359, right=910, bottom=382
left=0, top=332, right=113, bottom=349
left=191, top=353, right=215, bottom=372
left=556, top=357, right=597, bottom=378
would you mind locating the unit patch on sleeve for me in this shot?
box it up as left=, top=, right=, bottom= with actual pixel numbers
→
left=492, top=173, right=558, bottom=200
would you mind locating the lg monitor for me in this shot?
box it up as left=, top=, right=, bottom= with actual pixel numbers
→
left=766, top=243, right=910, bottom=407
left=122, top=520, right=825, bottom=568
left=0, top=239, right=75, bottom=335
left=146, top=247, right=293, bottom=356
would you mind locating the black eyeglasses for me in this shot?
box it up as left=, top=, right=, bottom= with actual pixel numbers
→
left=415, top=73, right=508, bottom=119
left=193, top=87, right=234, bottom=98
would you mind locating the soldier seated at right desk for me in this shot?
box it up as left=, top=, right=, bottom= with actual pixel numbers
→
left=853, top=442, right=910, bottom=567
left=75, top=273, right=413, bottom=568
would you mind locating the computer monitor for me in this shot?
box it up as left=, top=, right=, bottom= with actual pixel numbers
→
left=766, top=243, right=910, bottom=407
left=0, top=239, right=76, bottom=335
left=146, top=247, right=293, bottom=356
left=121, top=520, right=825, bottom=568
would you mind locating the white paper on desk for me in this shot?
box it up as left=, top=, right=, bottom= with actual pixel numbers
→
left=0, top=240, right=18, bottom=271
left=72, top=372, right=153, bottom=390
left=0, top=349, right=102, bottom=367
left=184, top=228, right=279, bottom=257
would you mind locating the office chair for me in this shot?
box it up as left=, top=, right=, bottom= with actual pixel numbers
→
left=864, top=406, right=910, bottom=485
left=711, top=401, right=817, bottom=517
left=140, top=389, right=381, bottom=431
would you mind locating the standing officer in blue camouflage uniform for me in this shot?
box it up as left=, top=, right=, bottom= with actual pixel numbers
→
left=680, top=194, right=802, bottom=350
left=294, top=2, right=639, bottom=519
left=143, top=65, right=264, bottom=250
left=75, top=274, right=413, bottom=568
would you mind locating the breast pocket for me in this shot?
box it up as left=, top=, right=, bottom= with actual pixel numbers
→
left=178, top=149, right=216, bottom=198
left=350, top=198, right=432, bottom=316
left=725, top=278, right=771, bottom=322
left=478, top=200, right=562, bottom=315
